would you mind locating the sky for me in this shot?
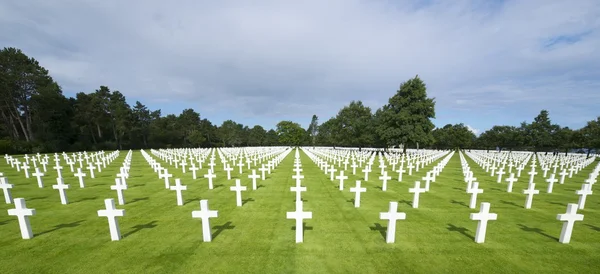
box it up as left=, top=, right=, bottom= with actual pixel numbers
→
left=1, top=0, right=599, bottom=135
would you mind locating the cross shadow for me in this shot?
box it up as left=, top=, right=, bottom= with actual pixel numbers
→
left=346, top=198, right=355, bottom=205
left=491, top=188, right=503, bottom=192
left=585, top=224, right=600, bottom=232
left=257, top=184, right=266, bottom=189
left=398, top=200, right=413, bottom=207
left=28, top=196, right=48, bottom=201
left=123, top=220, right=158, bottom=238
left=500, top=200, right=520, bottom=208
left=212, top=221, right=235, bottom=240
left=242, top=198, right=255, bottom=205
left=374, top=186, right=383, bottom=190
left=369, top=222, right=387, bottom=240
left=446, top=223, right=474, bottom=241
left=184, top=198, right=198, bottom=205
left=130, top=197, right=150, bottom=204
left=453, top=187, right=465, bottom=192
left=213, top=184, right=224, bottom=189
left=292, top=198, right=308, bottom=202
left=75, top=196, right=98, bottom=203
left=37, top=220, right=85, bottom=236
left=130, top=184, right=145, bottom=188
left=517, top=224, right=559, bottom=241
left=0, top=219, right=13, bottom=226
left=450, top=200, right=469, bottom=208
left=548, top=201, right=568, bottom=207
left=291, top=222, right=314, bottom=231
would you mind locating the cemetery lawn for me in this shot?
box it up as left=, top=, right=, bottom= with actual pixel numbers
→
left=1, top=150, right=600, bottom=273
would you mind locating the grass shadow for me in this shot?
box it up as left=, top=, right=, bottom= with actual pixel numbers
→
left=212, top=221, right=235, bottom=240
left=0, top=219, right=13, bottom=226
left=28, top=196, right=48, bottom=201
left=548, top=201, right=568, bottom=207
left=292, top=198, right=308, bottom=202
left=184, top=198, right=198, bottom=205
left=75, top=196, right=98, bottom=203
left=256, top=184, right=266, bottom=189
left=398, top=200, right=413, bottom=207
left=450, top=200, right=469, bottom=208
left=130, top=184, right=145, bottom=188
left=346, top=198, right=355, bottom=205
left=453, top=187, right=466, bottom=192
left=517, top=224, right=559, bottom=241
left=374, top=186, right=383, bottom=190
left=291, top=222, right=314, bottom=231
left=213, top=184, right=224, bottom=189
left=500, top=200, right=521, bottom=208
left=446, top=223, right=474, bottom=241
left=130, top=197, right=150, bottom=204
left=123, top=220, right=158, bottom=238
left=585, top=224, right=600, bottom=232
left=491, top=188, right=503, bottom=192
left=369, top=222, right=387, bottom=241
left=37, top=220, right=85, bottom=236
left=242, top=198, right=255, bottom=205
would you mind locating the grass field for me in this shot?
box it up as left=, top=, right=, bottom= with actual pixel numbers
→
left=1, top=149, right=599, bottom=273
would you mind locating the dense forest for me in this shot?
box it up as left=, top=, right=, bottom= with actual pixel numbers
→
left=1, top=47, right=599, bottom=154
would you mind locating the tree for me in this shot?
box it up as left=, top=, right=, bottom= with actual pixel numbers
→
left=219, top=120, right=243, bottom=146
left=432, top=124, right=476, bottom=149
left=528, top=110, right=559, bottom=152
left=316, top=117, right=338, bottom=146
left=276, top=121, right=305, bottom=146
left=248, top=125, right=267, bottom=146
left=375, top=75, right=436, bottom=152
left=334, top=101, right=374, bottom=148
left=580, top=116, right=600, bottom=157
left=307, top=115, right=319, bottom=146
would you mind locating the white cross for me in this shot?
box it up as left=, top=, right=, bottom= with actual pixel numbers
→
left=576, top=183, right=593, bottom=210
left=190, top=164, right=199, bottom=180
left=379, top=171, right=392, bottom=192
left=292, top=173, right=304, bottom=185
left=192, top=199, right=219, bottom=242
left=230, top=179, right=247, bottom=207
left=422, top=172, right=434, bottom=192
left=170, top=178, right=188, bottom=206
left=559, top=169, right=568, bottom=184
left=362, top=167, right=371, bottom=181
left=407, top=162, right=414, bottom=176
left=286, top=200, right=312, bottom=243
left=489, top=165, right=497, bottom=177
left=204, top=170, right=216, bottom=189
left=111, top=178, right=127, bottom=205
left=351, top=162, right=358, bottom=175
left=397, top=166, right=405, bottom=182
left=180, top=161, right=187, bottom=174
left=87, top=163, right=96, bottom=179
left=161, top=169, right=173, bottom=189
left=247, top=170, right=261, bottom=190
left=467, top=182, right=484, bottom=209
left=237, top=161, right=244, bottom=174
left=52, top=178, right=70, bottom=205
left=409, top=181, right=427, bottom=208
left=496, top=168, right=505, bottom=183
left=0, top=178, right=14, bottom=204
left=542, top=166, right=550, bottom=178
left=379, top=201, right=406, bottom=243
left=74, top=168, right=86, bottom=188
left=469, top=202, right=497, bottom=243
left=523, top=183, right=539, bottom=209
left=546, top=173, right=558, bottom=193
left=349, top=181, right=367, bottom=208
left=97, top=198, right=125, bottom=241
left=21, top=163, right=30, bottom=178
left=53, top=165, right=63, bottom=178
left=528, top=169, right=538, bottom=186
left=505, top=173, right=517, bottom=193
left=7, top=198, right=36, bottom=239
left=336, top=171, right=348, bottom=191
left=516, top=165, right=524, bottom=177
left=556, top=203, right=584, bottom=244
left=585, top=173, right=597, bottom=185
left=291, top=184, right=307, bottom=202
left=328, top=166, right=337, bottom=181
left=259, top=165, right=268, bottom=180
left=117, top=171, right=128, bottom=187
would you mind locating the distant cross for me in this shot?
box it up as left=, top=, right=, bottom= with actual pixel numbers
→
left=496, top=168, right=505, bottom=183
left=542, top=165, right=550, bottom=178
left=74, top=168, right=86, bottom=188
left=0, top=177, right=14, bottom=204
left=576, top=183, right=593, bottom=210
left=397, top=166, right=405, bottom=182
left=290, top=184, right=307, bottom=202
left=527, top=169, right=538, bottom=186
left=192, top=200, right=219, bottom=242
left=97, top=198, right=125, bottom=241
left=170, top=178, right=188, bottom=206
left=349, top=181, right=367, bottom=208
left=52, top=178, right=70, bottom=205
left=469, top=202, right=498, bottom=243
left=336, top=171, right=348, bottom=191
left=259, top=165, right=268, bottom=180
left=362, top=167, right=371, bottom=181
left=408, top=181, right=427, bottom=208
left=489, top=165, right=497, bottom=177
left=161, top=169, right=173, bottom=189
left=230, top=179, right=247, bottom=207
left=237, top=161, right=244, bottom=174
left=559, top=169, right=568, bottom=184
left=286, top=200, right=312, bottom=243
left=111, top=178, right=127, bottom=205
left=422, top=172, right=434, bottom=192
left=407, top=162, right=414, bottom=176
left=328, top=166, right=337, bottom=181
left=180, top=161, right=187, bottom=174
left=546, top=173, right=558, bottom=193
left=7, top=198, right=36, bottom=239
left=87, top=163, right=96, bottom=179
left=523, top=183, right=539, bottom=209
left=248, top=170, right=261, bottom=190
left=379, top=171, right=392, bottom=192
left=505, top=173, right=517, bottom=193
left=351, top=162, right=358, bottom=175
left=556, top=203, right=584, bottom=244
left=292, top=173, right=304, bottom=185
left=53, top=165, right=63, bottom=178
left=204, top=170, right=216, bottom=189
left=379, top=201, right=406, bottom=243
left=467, top=182, right=484, bottom=209
left=584, top=173, right=597, bottom=185
left=21, top=163, right=30, bottom=178
left=189, top=164, right=199, bottom=180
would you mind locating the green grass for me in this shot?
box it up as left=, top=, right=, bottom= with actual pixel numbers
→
left=1, top=150, right=599, bottom=273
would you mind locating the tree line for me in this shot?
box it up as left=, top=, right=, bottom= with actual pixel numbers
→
left=1, top=47, right=599, bottom=154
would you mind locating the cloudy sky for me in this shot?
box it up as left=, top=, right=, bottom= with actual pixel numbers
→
left=2, top=0, right=599, bottom=134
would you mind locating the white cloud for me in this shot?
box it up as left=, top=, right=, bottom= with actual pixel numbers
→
left=0, top=0, right=599, bottom=129
left=466, top=125, right=481, bottom=136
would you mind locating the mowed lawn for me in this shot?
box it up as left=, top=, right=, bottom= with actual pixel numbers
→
left=1, top=149, right=599, bottom=273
